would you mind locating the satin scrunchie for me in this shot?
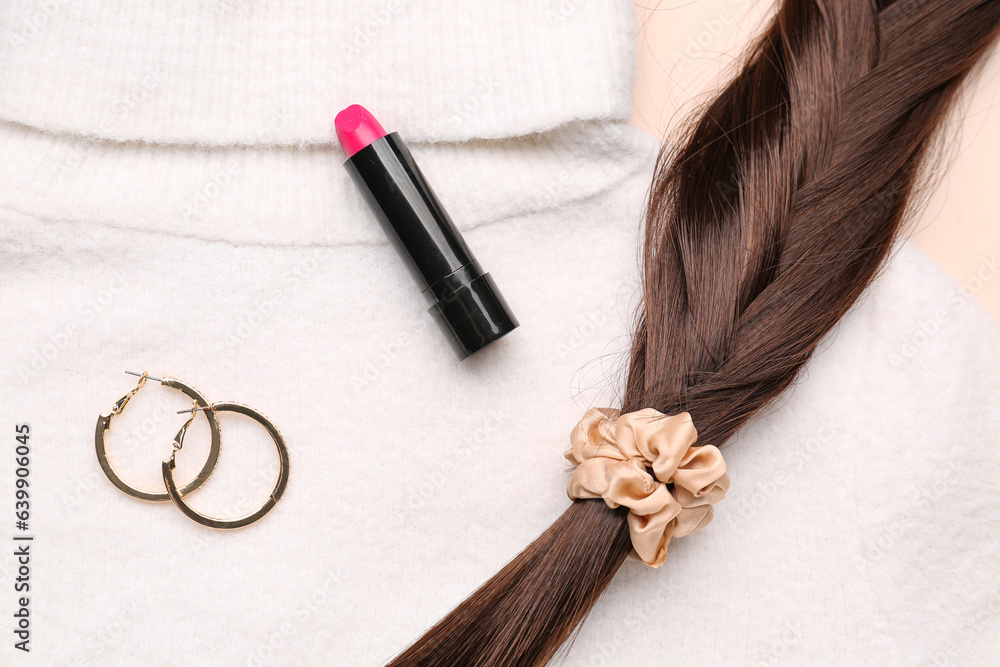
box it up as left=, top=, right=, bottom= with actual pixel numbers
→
left=565, top=408, right=730, bottom=568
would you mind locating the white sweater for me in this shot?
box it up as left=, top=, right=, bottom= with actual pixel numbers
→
left=0, top=2, right=997, bottom=665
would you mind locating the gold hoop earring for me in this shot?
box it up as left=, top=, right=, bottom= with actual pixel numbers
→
left=95, top=371, right=222, bottom=502
left=163, top=402, right=289, bottom=529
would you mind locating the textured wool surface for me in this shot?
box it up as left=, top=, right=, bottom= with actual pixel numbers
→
left=0, top=2, right=998, bottom=666
left=0, top=1, right=634, bottom=145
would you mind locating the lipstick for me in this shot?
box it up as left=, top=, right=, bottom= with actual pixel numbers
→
left=335, top=104, right=518, bottom=359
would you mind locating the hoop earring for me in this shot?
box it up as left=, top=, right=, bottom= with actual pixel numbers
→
left=163, top=402, right=289, bottom=529
left=95, top=371, right=222, bottom=502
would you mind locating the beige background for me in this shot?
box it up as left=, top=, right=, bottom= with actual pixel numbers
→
left=631, top=0, right=1000, bottom=322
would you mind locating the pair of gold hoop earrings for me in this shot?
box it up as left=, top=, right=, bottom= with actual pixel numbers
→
left=95, top=371, right=289, bottom=529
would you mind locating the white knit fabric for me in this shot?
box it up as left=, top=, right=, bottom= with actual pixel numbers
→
left=0, top=2, right=998, bottom=666
left=0, top=1, right=634, bottom=144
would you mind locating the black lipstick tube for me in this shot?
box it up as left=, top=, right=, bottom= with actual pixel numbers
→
left=343, top=133, right=519, bottom=359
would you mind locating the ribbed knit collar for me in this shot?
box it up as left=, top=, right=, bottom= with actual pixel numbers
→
left=0, top=1, right=635, bottom=146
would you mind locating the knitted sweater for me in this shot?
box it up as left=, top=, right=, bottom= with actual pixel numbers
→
left=0, top=2, right=997, bottom=665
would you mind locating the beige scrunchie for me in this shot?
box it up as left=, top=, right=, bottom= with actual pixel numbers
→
left=565, top=408, right=730, bottom=568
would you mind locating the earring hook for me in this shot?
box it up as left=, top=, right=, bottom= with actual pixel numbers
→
left=176, top=406, right=216, bottom=414
left=125, top=370, right=163, bottom=382
left=110, top=371, right=149, bottom=415
left=170, top=400, right=200, bottom=455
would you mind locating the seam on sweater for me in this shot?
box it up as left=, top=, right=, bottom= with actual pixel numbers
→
left=0, top=115, right=647, bottom=152
left=0, top=178, right=646, bottom=250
